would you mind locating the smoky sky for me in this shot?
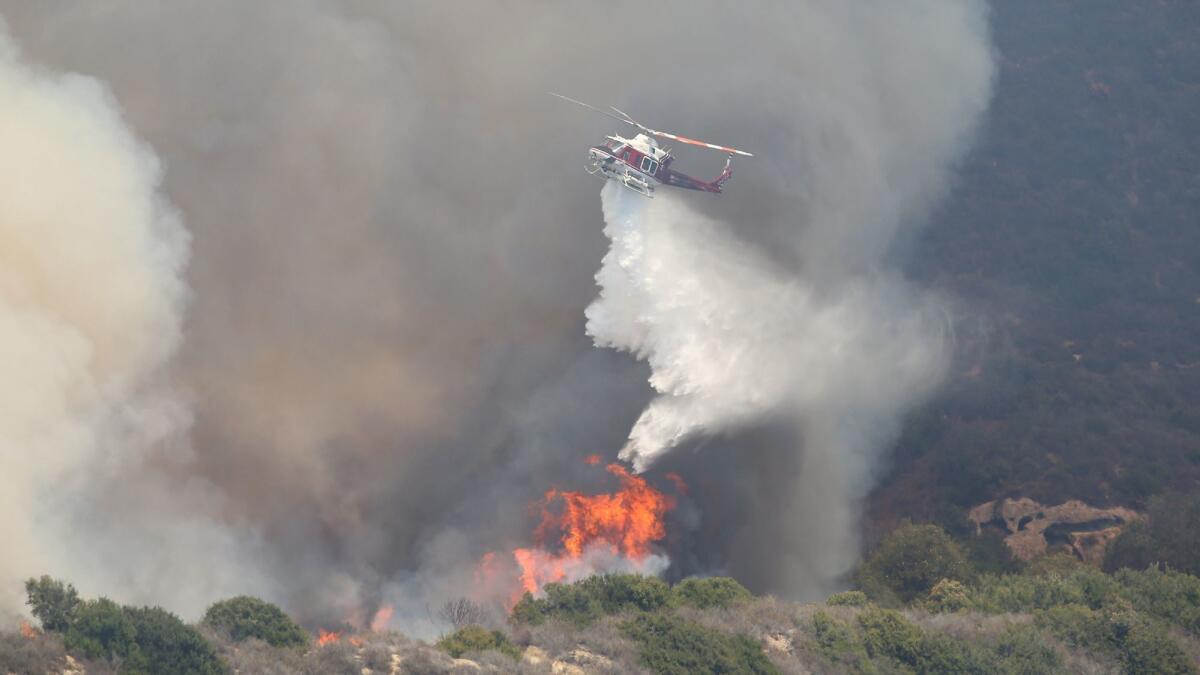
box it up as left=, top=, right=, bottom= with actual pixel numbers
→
left=0, top=1, right=994, bottom=626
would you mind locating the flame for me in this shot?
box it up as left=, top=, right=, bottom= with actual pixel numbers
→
left=583, top=454, right=602, bottom=465
left=370, top=605, right=394, bottom=633
left=349, top=636, right=364, bottom=647
left=479, top=460, right=682, bottom=604
left=316, top=628, right=342, bottom=646
left=20, top=620, right=37, bottom=639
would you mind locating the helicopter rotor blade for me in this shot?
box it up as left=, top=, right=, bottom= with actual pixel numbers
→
left=550, top=92, right=636, bottom=128
left=552, top=92, right=754, bottom=157
left=644, top=128, right=754, bottom=157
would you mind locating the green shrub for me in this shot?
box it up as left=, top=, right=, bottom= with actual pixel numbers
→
left=66, top=599, right=226, bottom=674
left=969, top=567, right=1121, bottom=614
left=511, top=573, right=671, bottom=626
left=825, top=590, right=868, bottom=607
left=436, top=625, right=521, bottom=660
left=671, top=577, right=752, bottom=609
left=620, top=612, right=779, bottom=675
left=1105, top=491, right=1200, bottom=576
left=1118, top=619, right=1197, bottom=675
left=122, top=606, right=228, bottom=675
left=853, top=524, right=972, bottom=605
left=856, top=607, right=924, bottom=665
left=1111, top=566, right=1200, bottom=634
left=924, top=578, right=970, bottom=613
left=202, top=595, right=308, bottom=648
left=811, top=610, right=855, bottom=654
left=25, top=576, right=80, bottom=633
left=994, top=624, right=1061, bottom=675
left=65, top=598, right=137, bottom=662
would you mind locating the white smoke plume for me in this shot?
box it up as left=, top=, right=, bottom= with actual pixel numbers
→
left=588, top=183, right=950, bottom=472
left=0, top=24, right=267, bottom=619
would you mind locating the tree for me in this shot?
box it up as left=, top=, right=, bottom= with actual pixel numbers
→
left=202, top=596, right=308, bottom=648
left=853, top=523, right=973, bottom=605
left=24, top=576, right=80, bottom=633
left=437, top=597, right=486, bottom=630
left=671, top=577, right=752, bottom=609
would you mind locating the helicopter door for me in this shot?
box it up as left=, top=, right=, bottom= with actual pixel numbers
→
left=640, top=156, right=659, bottom=175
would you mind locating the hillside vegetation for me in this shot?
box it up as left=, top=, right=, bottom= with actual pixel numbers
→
left=7, top=513, right=1200, bottom=674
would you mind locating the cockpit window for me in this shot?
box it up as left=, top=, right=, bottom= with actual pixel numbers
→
left=640, top=156, right=658, bottom=174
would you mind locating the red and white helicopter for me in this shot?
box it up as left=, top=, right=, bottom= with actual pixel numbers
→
left=552, top=93, right=753, bottom=198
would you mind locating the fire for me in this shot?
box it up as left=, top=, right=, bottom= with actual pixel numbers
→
left=370, top=605, right=394, bottom=633
left=480, top=460, right=682, bottom=604
left=316, top=628, right=342, bottom=646
left=20, top=620, right=37, bottom=639
left=583, top=454, right=602, bottom=465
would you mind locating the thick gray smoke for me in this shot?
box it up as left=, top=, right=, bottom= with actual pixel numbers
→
left=0, top=1, right=993, bottom=627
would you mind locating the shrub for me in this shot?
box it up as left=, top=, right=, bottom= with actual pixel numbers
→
left=924, top=578, right=970, bottom=613
left=671, top=577, right=752, bottom=609
left=67, top=600, right=226, bottom=674
left=853, top=524, right=972, bottom=605
left=969, top=567, right=1122, bottom=614
left=825, top=590, right=868, bottom=607
left=302, top=641, right=360, bottom=675
left=122, top=606, right=228, bottom=675
left=25, top=576, right=80, bottom=633
left=65, top=598, right=136, bottom=662
left=202, top=596, right=308, bottom=648
left=620, top=612, right=779, bottom=675
left=0, top=632, right=68, bottom=675
left=436, top=625, right=521, bottom=660
left=994, top=624, right=1061, bottom=674
left=1112, top=566, right=1200, bottom=634
left=1105, top=491, right=1200, bottom=576
left=511, top=574, right=670, bottom=626
left=810, top=610, right=855, bottom=655
left=1118, top=619, right=1197, bottom=675
left=856, top=607, right=924, bottom=665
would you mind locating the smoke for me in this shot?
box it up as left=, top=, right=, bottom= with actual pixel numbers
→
left=0, top=22, right=270, bottom=619
left=0, top=1, right=994, bottom=624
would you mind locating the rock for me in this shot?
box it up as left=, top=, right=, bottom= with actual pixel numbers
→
left=560, top=648, right=613, bottom=670
left=764, top=632, right=793, bottom=654
left=522, top=645, right=550, bottom=666
left=968, top=497, right=1140, bottom=562
left=451, top=657, right=482, bottom=671
left=551, top=663, right=586, bottom=675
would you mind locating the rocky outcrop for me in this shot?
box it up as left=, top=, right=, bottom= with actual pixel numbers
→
left=968, top=497, right=1140, bottom=563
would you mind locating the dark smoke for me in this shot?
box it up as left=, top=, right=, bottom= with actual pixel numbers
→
left=0, top=1, right=993, bottom=633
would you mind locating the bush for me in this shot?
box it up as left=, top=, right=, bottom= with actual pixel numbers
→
left=994, top=624, right=1061, bottom=674
left=620, top=612, right=778, bottom=675
left=202, top=596, right=308, bottom=648
left=825, top=590, right=868, bottom=607
left=1112, top=566, right=1200, bottom=634
left=1105, top=491, right=1200, bottom=576
left=924, top=578, right=970, bottom=613
left=66, top=599, right=226, bottom=674
left=671, top=577, right=752, bottom=609
left=65, top=598, right=136, bottom=662
left=853, top=524, right=973, bottom=605
left=511, top=573, right=671, bottom=626
left=436, top=625, right=521, bottom=660
left=1035, top=605, right=1197, bottom=674
left=856, top=607, right=924, bottom=666
left=0, top=632, right=68, bottom=675
left=857, top=607, right=993, bottom=673
left=25, top=576, right=80, bottom=633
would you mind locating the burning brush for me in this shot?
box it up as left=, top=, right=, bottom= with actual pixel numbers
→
left=478, top=458, right=684, bottom=605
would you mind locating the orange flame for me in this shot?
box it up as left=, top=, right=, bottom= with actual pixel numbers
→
left=20, top=620, right=37, bottom=639
left=316, top=628, right=342, bottom=646
left=583, top=454, right=602, bottom=465
left=370, top=605, right=394, bottom=633
left=480, top=460, right=682, bottom=603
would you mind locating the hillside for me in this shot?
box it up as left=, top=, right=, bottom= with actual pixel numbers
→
left=6, top=527, right=1200, bottom=675
left=870, top=0, right=1200, bottom=533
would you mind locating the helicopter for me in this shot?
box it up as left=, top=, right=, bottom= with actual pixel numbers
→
left=551, top=92, right=753, bottom=198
